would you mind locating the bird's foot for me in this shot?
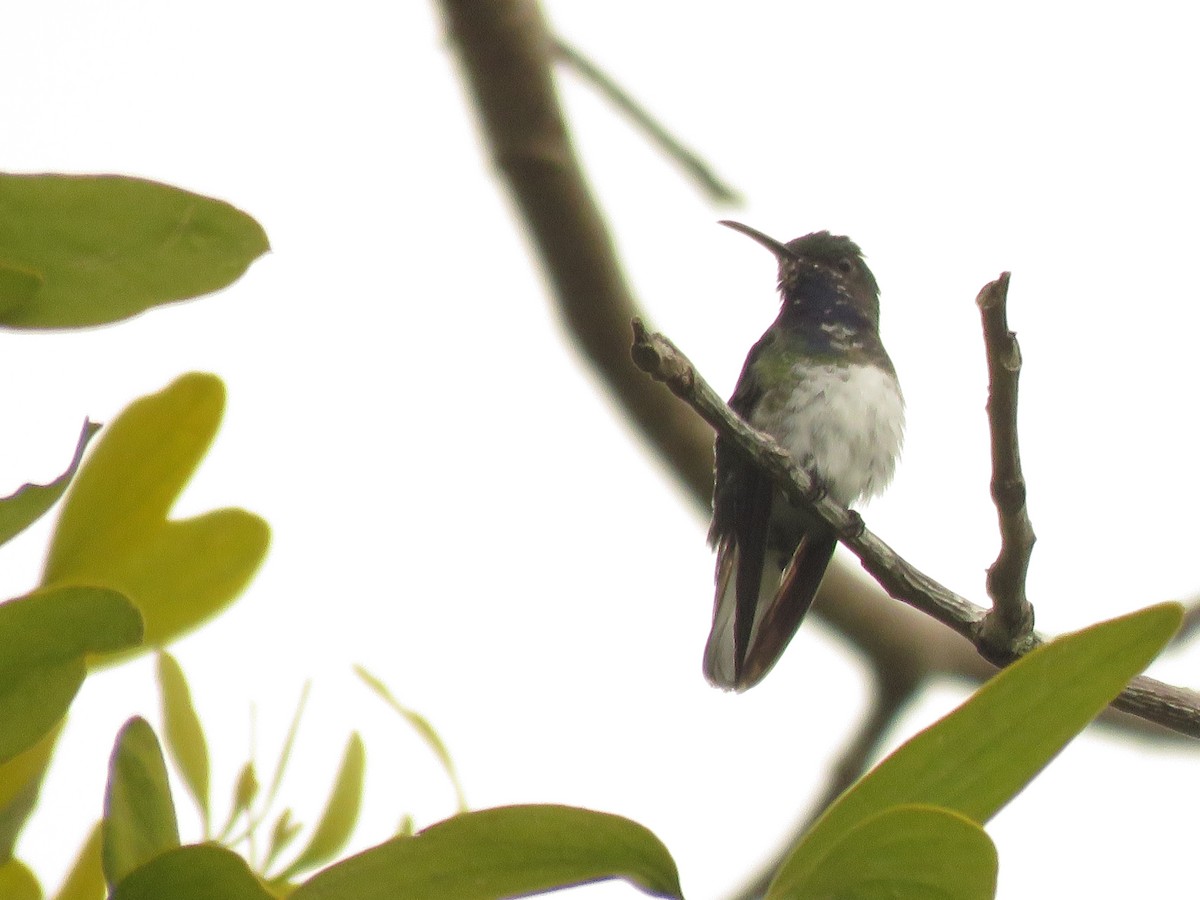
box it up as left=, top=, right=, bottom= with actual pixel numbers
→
left=802, top=470, right=827, bottom=505
left=843, top=509, right=867, bottom=539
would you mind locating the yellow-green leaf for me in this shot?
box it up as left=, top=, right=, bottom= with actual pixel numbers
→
left=0, top=723, right=63, bottom=860
left=291, top=805, right=683, bottom=900
left=0, top=858, right=41, bottom=900
left=42, top=373, right=269, bottom=652
left=0, top=421, right=99, bottom=548
left=0, top=587, right=142, bottom=762
left=109, top=844, right=272, bottom=900
left=773, top=805, right=997, bottom=899
left=103, top=718, right=179, bottom=887
left=0, top=260, right=42, bottom=318
left=0, top=173, right=268, bottom=329
left=53, top=823, right=105, bottom=900
left=278, top=734, right=365, bottom=879
left=354, top=666, right=466, bottom=811
left=773, top=603, right=1181, bottom=891
left=156, top=652, right=211, bottom=830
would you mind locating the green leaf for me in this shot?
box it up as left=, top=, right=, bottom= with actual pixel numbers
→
left=291, top=805, right=683, bottom=900
left=0, top=858, right=41, bottom=899
left=0, top=172, right=268, bottom=329
left=0, top=724, right=62, bottom=860
left=278, top=734, right=365, bottom=879
left=0, top=858, right=41, bottom=900
left=773, top=805, right=996, bottom=900
left=41, top=373, right=270, bottom=652
left=0, top=420, right=100, bottom=548
left=0, top=587, right=142, bottom=762
left=156, top=652, right=211, bottom=831
left=773, top=603, right=1181, bottom=892
left=354, top=665, right=467, bottom=811
left=109, top=844, right=272, bottom=900
left=53, top=823, right=105, bottom=900
left=0, top=260, right=42, bottom=317
left=103, top=718, right=180, bottom=887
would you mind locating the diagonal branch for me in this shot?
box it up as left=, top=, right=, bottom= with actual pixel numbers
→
left=977, top=273, right=1037, bottom=655
left=631, top=319, right=1200, bottom=739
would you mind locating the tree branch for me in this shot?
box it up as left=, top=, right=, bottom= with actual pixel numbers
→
left=440, top=0, right=1198, bottom=745
left=631, top=320, right=1200, bottom=739
left=977, top=273, right=1037, bottom=656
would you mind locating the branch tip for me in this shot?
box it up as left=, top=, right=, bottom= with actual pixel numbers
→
left=975, top=271, right=1012, bottom=310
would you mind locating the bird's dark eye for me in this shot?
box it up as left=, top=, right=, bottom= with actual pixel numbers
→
left=836, top=257, right=854, bottom=274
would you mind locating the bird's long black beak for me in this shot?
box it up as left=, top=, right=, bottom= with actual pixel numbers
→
left=718, top=220, right=798, bottom=260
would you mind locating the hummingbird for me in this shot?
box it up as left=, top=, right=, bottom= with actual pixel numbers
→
left=705, top=221, right=904, bottom=691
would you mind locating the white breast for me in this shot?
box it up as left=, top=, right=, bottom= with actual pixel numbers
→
left=750, top=363, right=904, bottom=507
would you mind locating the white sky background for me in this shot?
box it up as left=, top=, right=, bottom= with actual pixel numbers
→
left=3, top=2, right=1200, bottom=897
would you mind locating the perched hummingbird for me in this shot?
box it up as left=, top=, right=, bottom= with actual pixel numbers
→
left=705, top=221, right=904, bottom=691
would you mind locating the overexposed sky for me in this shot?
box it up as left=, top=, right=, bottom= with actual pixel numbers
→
left=3, top=3, right=1200, bottom=897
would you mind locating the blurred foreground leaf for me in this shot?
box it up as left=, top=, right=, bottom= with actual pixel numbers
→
left=156, top=653, right=211, bottom=831
left=109, top=845, right=271, bottom=900
left=0, top=858, right=41, bottom=900
left=0, top=173, right=268, bottom=328
left=0, top=588, right=141, bottom=762
left=103, top=718, right=179, bottom=887
left=292, top=804, right=683, bottom=900
left=772, top=603, right=1181, bottom=893
left=0, top=724, right=63, bottom=860
left=0, top=421, right=99, bottom=548
left=53, top=822, right=105, bottom=900
left=42, top=373, right=269, bottom=652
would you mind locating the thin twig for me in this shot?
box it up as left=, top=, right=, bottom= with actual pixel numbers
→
left=977, top=273, right=1037, bottom=656
left=631, top=319, right=1200, bottom=739
left=551, top=37, right=742, bottom=204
